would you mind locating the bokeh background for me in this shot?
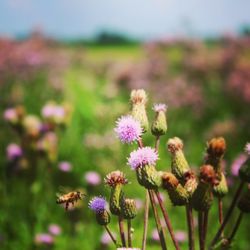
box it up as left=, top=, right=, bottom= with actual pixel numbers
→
left=1, top=0, right=250, bottom=249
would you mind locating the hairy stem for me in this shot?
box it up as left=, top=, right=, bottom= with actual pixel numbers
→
left=155, top=190, right=180, bottom=250
left=198, top=212, right=204, bottom=250
left=209, top=180, right=245, bottom=249
left=218, top=198, right=224, bottom=236
left=118, top=216, right=127, bottom=247
left=148, top=190, right=167, bottom=250
left=127, top=219, right=132, bottom=247
left=142, top=191, right=150, bottom=250
left=155, top=136, right=160, bottom=152
left=186, top=204, right=195, bottom=250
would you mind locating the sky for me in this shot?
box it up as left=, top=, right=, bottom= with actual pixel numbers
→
left=0, top=0, right=250, bottom=40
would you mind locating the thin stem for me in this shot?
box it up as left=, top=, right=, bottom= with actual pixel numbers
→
left=138, top=138, right=144, bottom=148
left=154, top=190, right=180, bottom=250
left=218, top=198, right=224, bottom=236
left=209, top=180, right=245, bottom=249
left=203, top=210, right=209, bottom=250
left=155, top=136, right=160, bottom=152
left=118, top=216, right=127, bottom=247
left=127, top=219, right=132, bottom=247
left=227, top=212, right=243, bottom=244
left=104, top=225, right=117, bottom=246
left=186, top=204, right=195, bottom=250
left=198, top=212, right=204, bottom=250
left=148, top=190, right=167, bottom=250
left=142, top=191, right=150, bottom=250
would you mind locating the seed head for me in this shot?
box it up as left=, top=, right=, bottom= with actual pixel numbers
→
left=104, top=170, right=128, bottom=187
left=130, top=89, right=147, bottom=105
left=167, top=137, right=183, bottom=153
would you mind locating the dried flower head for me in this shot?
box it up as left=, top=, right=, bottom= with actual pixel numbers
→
left=89, top=196, right=106, bottom=213
left=127, top=147, right=158, bottom=170
left=130, top=89, right=147, bottom=105
left=245, top=142, right=250, bottom=155
left=161, top=172, right=179, bottom=189
left=104, top=170, right=128, bottom=187
left=199, top=165, right=218, bottom=186
left=153, top=103, right=167, bottom=113
left=167, top=137, right=183, bottom=153
left=114, top=115, right=142, bottom=143
left=206, top=137, right=226, bottom=158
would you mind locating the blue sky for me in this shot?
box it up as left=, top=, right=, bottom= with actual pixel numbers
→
left=0, top=0, right=250, bottom=39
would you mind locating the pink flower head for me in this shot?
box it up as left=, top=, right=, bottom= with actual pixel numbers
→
left=127, top=147, right=158, bottom=170
left=35, top=233, right=54, bottom=245
left=48, top=224, right=61, bottom=236
left=153, top=103, right=167, bottom=113
left=58, top=161, right=72, bottom=172
left=114, top=115, right=142, bottom=144
left=151, top=228, right=160, bottom=241
left=231, top=154, right=248, bottom=176
left=6, top=143, right=22, bottom=161
left=175, top=230, right=187, bottom=243
left=3, top=108, right=17, bottom=122
left=84, top=171, right=101, bottom=186
left=245, top=143, right=250, bottom=155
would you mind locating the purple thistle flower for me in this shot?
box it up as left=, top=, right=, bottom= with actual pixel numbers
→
left=58, top=161, right=72, bottom=172
left=114, top=115, right=142, bottom=144
left=175, top=230, right=187, bottom=243
left=48, top=224, right=61, bottom=236
left=89, top=197, right=106, bottom=213
left=35, top=233, right=54, bottom=245
left=245, top=142, right=250, bottom=155
left=231, top=154, right=248, bottom=176
left=6, top=143, right=22, bottom=161
left=84, top=171, right=101, bottom=186
left=127, top=147, right=158, bottom=170
left=153, top=103, right=167, bottom=113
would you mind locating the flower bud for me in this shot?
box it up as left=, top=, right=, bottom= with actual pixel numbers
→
left=130, top=89, right=149, bottom=133
left=239, top=158, right=250, bottom=183
left=105, top=171, right=128, bottom=216
left=213, top=173, right=228, bottom=198
left=161, top=172, right=189, bottom=206
left=136, top=165, right=161, bottom=189
left=205, top=137, right=226, bottom=174
left=191, top=165, right=217, bottom=211
left=183, top=171, right=198, bottom=197
left=109, top=184, right=124, bottom=216
left=121, top=198, right=137, bottom=220
left=96, top=210, right=111, bottom=226
left=238, top=191, right=250, bottom=213
left=167, top=137, right=190, bottom=182
left=151, top=104, right=167, bottom=137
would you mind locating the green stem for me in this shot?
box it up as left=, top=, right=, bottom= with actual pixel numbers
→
left=227, top=212, right=243, bottom=244
left=104, top=225, right=117, bottom=246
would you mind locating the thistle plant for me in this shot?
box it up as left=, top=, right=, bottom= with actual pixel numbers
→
left=56, top=89, right=249, bottom=250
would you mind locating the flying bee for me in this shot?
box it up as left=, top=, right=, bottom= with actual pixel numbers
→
left=56, top=189, right=85, bottom=211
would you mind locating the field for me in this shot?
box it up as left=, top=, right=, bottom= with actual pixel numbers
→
left=1, top=35, right=250, bottom=250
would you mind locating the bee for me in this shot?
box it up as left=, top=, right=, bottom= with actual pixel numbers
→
left=56, top=189, right=85, bottom=211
